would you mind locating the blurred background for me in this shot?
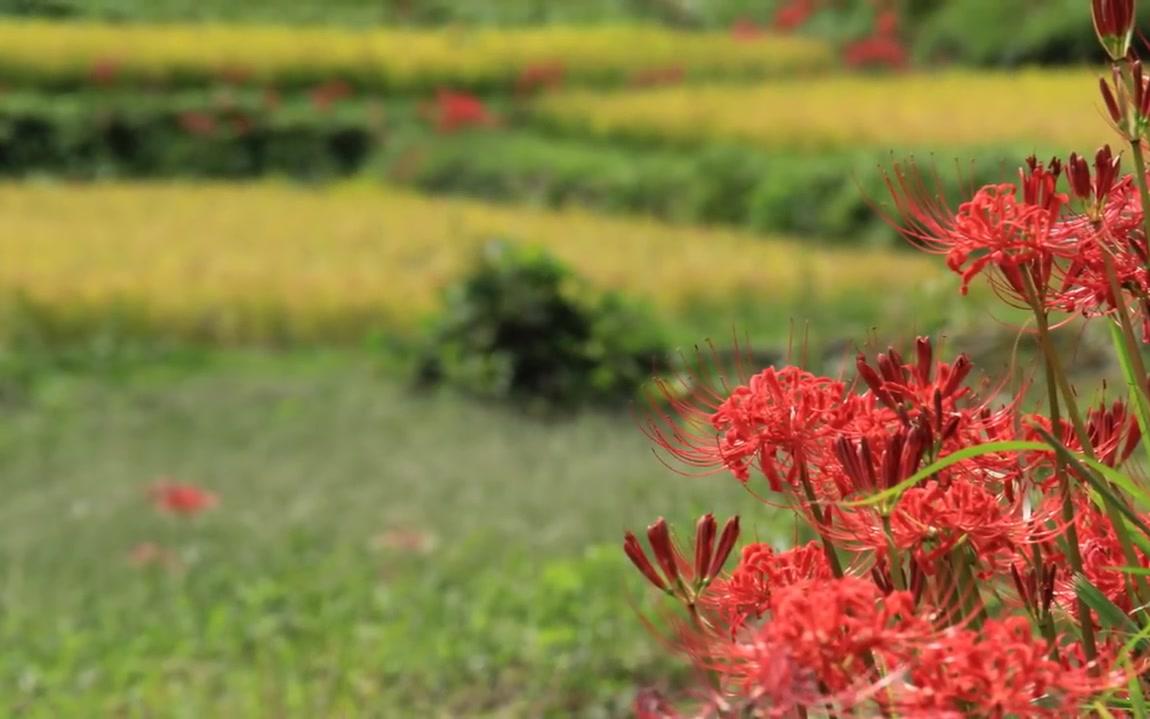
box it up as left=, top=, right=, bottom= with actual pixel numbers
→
left=0, top=1, right=1124, bottom=716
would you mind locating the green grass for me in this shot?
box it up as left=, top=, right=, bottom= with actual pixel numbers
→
left=0, top=350, right=773, bottom=717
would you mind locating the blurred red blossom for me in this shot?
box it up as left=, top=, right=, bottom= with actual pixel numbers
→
left=149, top=480, right=218, bottom=517
left=429, top=89, right=496, bottom=133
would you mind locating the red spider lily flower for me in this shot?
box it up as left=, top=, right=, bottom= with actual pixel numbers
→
left=88, top=57, right=120, bottom=86
left=310, top=79, right=353, bottom=111
left=1046, top=497, right=1150, bottom=612
left=708, top=367, right=853, bottom=489
left=149, top=481, right=218, bottom=516
left=178, top=111, right=217, bottom=136
left=645, top=357, right=854, bottom=491
left=705, top=541, right=831, bottom=633
left=884, top=480, right=1062, bottom=575
left=1093, top=0, right=1136, bottom=61
left=882, top=159, right=1071, bottom=304
left=730, top=17, right=765, bottom=42
left=893, top=617, right=1104, bottom=717
left=843, top=35, right=908, bottom=70
left=874, top=8, right=900, bottom=37
left=772, top=0, right=818, bottom=32
left=429, top=89, right=495, bottom=133
left=733, top=578, right=929, bottom=699
left=515, top=61, right=565, bottom=94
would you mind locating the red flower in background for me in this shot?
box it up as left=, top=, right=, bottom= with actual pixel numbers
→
left=178, top=111, right=217, bottom=137
left=150, top=480, right=218, bottom=517
left=730, top=17, right=765, bottom=42
left=310, top=79, right=353, bottom=111
left=88, top=57, right=120, bottom=86
left=430, top=89, right=495, bottom=133
left=516, top=62, right=566, bottom=94
left=844, top=35, right=908, bottom=69
left=772, top=0, right=818, bottom=32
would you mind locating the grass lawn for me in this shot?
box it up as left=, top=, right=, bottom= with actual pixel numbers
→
left=0, top=350, right=775, bottom=717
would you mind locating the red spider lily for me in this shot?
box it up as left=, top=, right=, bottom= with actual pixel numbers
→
left=515, top=62, right=565, bottom=94
left=88, top=58, right=120, bottom=86
left=843, top=35, right=908, bottom=70
left=892, top=617, right=1104, bottom=717
left=772, top=0, right=817, bottom=33
left=149, top=481, right=218, bottom=516
left=310, top=79, right=353, bottom=111
left=874, top=8, right=899, bottom=37
left=725, top=578, right=930, bottom=701
left=624, top=515, right=740, bottom=599
left=730, top=17, right=765, bottom=42
left=704, top=541, right=831, bottom=633
left=707, top=367, right=855, bottom=489
left=1093, top=0, right=1136, bottom=61
left=888, top=480, right=1062, bottom=574
left=882, top=159, right=1074, bottom=304
left=429, top=89, right=495, bottom=133
left=1047, top=496, right=1150, bottom=612
left=1030, top=399, right=1143, bottom=471
left=178, top=111, right=217, bottom=136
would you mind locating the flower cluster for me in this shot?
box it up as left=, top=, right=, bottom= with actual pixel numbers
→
left=625, top=2, right=1150, bottom=716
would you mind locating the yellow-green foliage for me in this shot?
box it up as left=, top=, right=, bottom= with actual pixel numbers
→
left=534, top=69, right=1111, bottom=151
left=0, top=183, right=938, bottom=343
left=0, top=21, right=832, bottom=90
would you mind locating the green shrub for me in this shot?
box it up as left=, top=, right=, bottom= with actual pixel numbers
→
left=416, top=241, right=667, bottom=408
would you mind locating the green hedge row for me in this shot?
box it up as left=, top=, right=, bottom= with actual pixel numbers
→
left=377, top=130, right=1029, bottom=244
left=0, top=90, right=383, bottom=178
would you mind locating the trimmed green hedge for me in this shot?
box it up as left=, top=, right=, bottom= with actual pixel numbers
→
left=377, top=130, right=1030, bottom=244
left=0, top=90, right=382, bottom=177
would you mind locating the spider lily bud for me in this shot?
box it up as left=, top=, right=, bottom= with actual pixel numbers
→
left=1093, top=0, right=1136, bottom=61
left=693, top=513, right=717, bottom=582
left=708, top=515, right=741, bottom=579
left=1067, top=146, right=1121, bottom=212
left=624, top=531, right=669, bottom=592
left=647, top=517, right=680, bottom=587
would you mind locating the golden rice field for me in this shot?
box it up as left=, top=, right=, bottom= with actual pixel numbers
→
left=0, top=182, right=942, bottom=343
left=534, top=69, right=1112, bottom=151
left=0, top=21, right=831, bottom=91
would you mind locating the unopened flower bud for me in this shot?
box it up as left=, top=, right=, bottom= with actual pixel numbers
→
left=708, top=516, right=740, bottom=579
left=693, top=513, right=717, bottom=582
left=623, top=532, right=668, bottom=591
left=1093, top=0, right=1136, bottom=61
left=646, top=517, right=680, bottom=586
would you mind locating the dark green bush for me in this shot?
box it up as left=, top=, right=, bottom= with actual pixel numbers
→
left=0, top=90, right=383, bottom=178
left=416, top=241, right=667, bottom=408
